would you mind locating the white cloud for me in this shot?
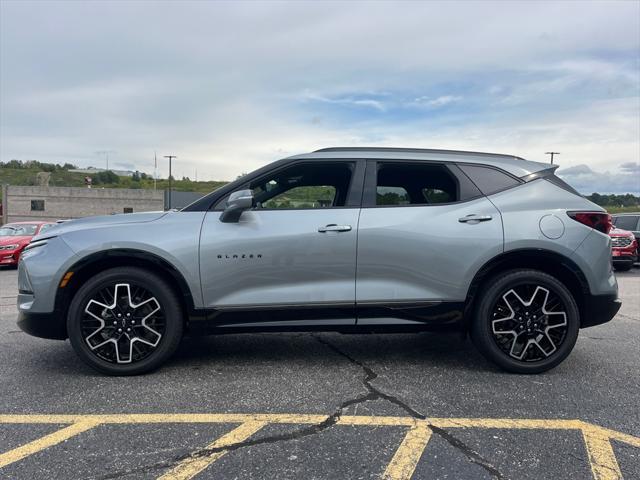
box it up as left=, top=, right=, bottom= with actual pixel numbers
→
left=620, top=162, right=640, bottom=175
left=557, top=164, right=640, bottom=195
left=411, top=95, right=462, bottom=108
left=0, top=0, right=638, bottom=190
left=301, top=91, right=387, bottom=111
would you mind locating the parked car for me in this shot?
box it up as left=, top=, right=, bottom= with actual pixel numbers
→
left=611, top=213, right=640, bottom=257
left=0, top=221, right=55, bottom=267
left=17, top=147, right=621, bottom=375
left=609, top=227, right=638, bottom=271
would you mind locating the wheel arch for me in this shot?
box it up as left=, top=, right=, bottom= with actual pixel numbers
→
left=55, top=249, right=198, bottom=336
left=464, top=248, right=590, bottom=327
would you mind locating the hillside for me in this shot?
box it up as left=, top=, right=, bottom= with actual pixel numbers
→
left=0, top=161, right=228, bottom=201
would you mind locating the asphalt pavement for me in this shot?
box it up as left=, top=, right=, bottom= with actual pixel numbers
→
left=0, top=266, right=638, bottom=480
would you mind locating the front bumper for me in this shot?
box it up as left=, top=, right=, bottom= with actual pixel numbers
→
left=581, top=293, right=622, bottom=328
left=0, top=252, right=19, bottom=265
left=17, top=311, right=67, bottom=340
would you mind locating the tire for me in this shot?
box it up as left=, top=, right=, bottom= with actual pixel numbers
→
left=67, top=267, right=184, bottom=375
left=471, top=269, right=579, bottom=374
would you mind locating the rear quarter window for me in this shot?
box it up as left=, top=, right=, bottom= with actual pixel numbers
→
left=457, top=164, right=521, bottom=195
left=545, top=174, right=582, bottom=196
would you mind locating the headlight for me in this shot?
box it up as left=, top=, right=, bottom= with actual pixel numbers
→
left=18, top=261, right=34, bottom=294
left=0, top=244, right=19, bottom=250
left=23, top=238, right=51, bottom=251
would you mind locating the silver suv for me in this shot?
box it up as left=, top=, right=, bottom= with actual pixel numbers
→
left=17, top=147, right=621, bottom=375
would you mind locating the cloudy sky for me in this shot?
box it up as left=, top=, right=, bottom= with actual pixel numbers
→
left=1, top=0, right=639, bottom=193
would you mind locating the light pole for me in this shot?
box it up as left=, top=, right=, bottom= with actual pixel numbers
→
left=95, top=150, right=115, bottom=171
left=164, top=155, right=177, bottom=210
left=545, top=152, right=560, bottom=164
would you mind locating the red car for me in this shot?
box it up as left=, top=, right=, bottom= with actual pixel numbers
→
left=610, top=226, right=638, bottom=272
left=0, top=221, right=55, bottom=267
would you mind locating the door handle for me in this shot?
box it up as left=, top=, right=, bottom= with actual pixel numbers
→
left=318, top=224, right=352, bottom=233
left=458, top=214, right=493, bottom=223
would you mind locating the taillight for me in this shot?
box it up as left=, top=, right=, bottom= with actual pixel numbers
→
left=567, top=211, right=612, bottom=234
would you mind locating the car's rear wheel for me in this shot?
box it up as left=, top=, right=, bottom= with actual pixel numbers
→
left=471, top=269, right=579, bottom=374
left=67, top=267, right=183, bottom=375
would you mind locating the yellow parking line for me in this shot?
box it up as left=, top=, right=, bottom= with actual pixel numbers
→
left=0, top=420, right=101, bottom=468
left=581, top=425, right=623, bottom=480
left=0, top=414, right=85, bottom=424
left=428, top=417, right=586, bottom=430
left=0, top=413, right=638, bottom=480
left=157, top=421, right=267, bottom=480
left=382, top=421, right=432, bottom=480
left=598, top=426, right=640, bottom=449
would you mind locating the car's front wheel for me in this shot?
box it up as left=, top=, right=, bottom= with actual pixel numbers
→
left=67, top=267, right=183, bottom=375
left=471, top=269, right=580, bottom=374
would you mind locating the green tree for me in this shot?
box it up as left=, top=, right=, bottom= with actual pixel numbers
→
left=93, top=170, right=120, bottom=185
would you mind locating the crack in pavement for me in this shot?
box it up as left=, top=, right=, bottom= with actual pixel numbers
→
left=313, top=334, right=507, bottom=480
left=96, top=413, right=346, bottom=480
left=95, top=333, right=505, bottom=480
left=95, top=341, right=383, bottom=479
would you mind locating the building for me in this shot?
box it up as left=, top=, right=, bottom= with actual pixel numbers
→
left=69, top=167, right=136, bottom=177
left=1, top=185, right=164, bottom=224
left=164, top=190, right=204, bottom=210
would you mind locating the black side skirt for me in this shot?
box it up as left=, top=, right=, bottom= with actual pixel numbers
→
left=187, top=301, right=465, bottom=335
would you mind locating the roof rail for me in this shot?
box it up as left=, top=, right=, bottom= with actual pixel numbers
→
left=313, top=146, right=524, bottom=159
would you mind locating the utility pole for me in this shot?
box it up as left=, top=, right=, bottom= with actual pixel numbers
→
left=154, top=151, right=157, bottom=191
left=545, top=152, right=560, bottom=164
left=164, top=155, right=177, bottom=210
left=95, top=150, right=115, bottom=171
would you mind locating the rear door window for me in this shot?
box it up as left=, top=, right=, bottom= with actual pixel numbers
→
left=375, top=163, right=459, bottom=206
left=376, top=186, right=410, bottom=205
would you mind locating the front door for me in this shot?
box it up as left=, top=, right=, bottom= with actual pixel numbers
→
left=199, top=160, right=363, bottom=325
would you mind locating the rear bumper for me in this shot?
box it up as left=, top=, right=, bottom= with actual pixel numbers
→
left=581, top=293, right=621, bottom=328
left=612, top=254, right=637, bottom=266
left=17, top=311, right=67, bottom=340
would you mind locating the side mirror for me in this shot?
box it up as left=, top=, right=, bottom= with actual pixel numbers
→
left=220, top=189, right=254, bottom=223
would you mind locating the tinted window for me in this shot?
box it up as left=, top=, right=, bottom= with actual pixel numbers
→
left=250, top=162, right=354, bottom=209
left=376, top=163, right=458, bottom=205
left=546, top=174, right=582, bottom=196
left=38, top=224, right=54, bottom=233
left=613, top=216, right=639, bottom=231
left=458, top=164, right=520, bottom=195
left=377, top=186, right=409, bottom=205
left=263, top=185, right=336, bottom=209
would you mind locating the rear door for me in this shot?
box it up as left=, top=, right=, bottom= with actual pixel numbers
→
left=355, top=160, right=503, bottom=314
left=199, top=160, right=364, bottom=324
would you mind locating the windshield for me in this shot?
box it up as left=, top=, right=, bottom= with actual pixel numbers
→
left=0, top=224, right=39, bottom=236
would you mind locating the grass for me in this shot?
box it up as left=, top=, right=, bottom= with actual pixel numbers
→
left=0, top=167, right=229, bottom=201
left=605, top=206, right=640, bottom=214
